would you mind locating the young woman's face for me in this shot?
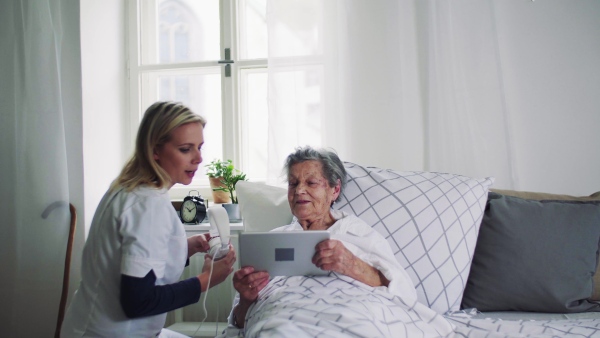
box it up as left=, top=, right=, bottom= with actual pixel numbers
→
left=153, top=122, right=204, bottom=188
left=287, top=160, right=340, bottom=222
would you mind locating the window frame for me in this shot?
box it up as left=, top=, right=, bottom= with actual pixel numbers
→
left=126, top=0, right=268, bottom=201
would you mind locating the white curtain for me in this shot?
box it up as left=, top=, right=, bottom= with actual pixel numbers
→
left=0, top=0, right=81, bottom=336
left=265, top=0, right=515, bottom=189
left=421, top=0, right=516, bottom=187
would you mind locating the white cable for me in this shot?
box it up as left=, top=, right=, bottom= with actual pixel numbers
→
left=192, top=254, right=214, bottom=337
left=214, top=290, right=220, bottom=337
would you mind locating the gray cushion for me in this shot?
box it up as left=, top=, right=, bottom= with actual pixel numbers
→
left=461, top=192, right=600, bottom=312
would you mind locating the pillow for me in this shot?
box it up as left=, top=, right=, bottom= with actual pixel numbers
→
left=461, top=192, right=600, bottom=312
left=489, top=189, right=600, bottom=301
left=236, top=180, right=293, bottom=232
left=334, top=162, right=494, bottom=314
left=493, top=188, right=600, bottom=301
left=491, top=188, right=600, bottom=202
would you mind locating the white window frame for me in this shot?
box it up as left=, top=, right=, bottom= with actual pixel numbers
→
left=126, top=0, right=268, bottom=201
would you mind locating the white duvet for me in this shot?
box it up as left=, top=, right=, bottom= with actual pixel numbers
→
left=446, top=312, right=600, bottom=338
left=219, top=210, right=455, bottom=338
left=240, top=273, right=454, bottom=338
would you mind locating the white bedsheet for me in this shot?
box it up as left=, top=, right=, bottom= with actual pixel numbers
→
left=448, top=317, right=600, bottom=338
left=224, top=273, right=455, bottom=338
left=445, top=310, right=600, bottom=338
left=217, top=280, right=600, bottom=338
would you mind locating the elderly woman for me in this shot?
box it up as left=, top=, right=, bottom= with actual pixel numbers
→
left=221, top=146, right=454, bottom=337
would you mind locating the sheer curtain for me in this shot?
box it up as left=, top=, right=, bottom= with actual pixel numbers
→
left=420, top=0, right=516, bottom=187
left=265, top=0, right=515, bottom=189
left=0, top=0, right=81, bottom=336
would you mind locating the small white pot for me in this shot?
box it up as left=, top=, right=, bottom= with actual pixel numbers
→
left=222, top=203, right=241, bottom=222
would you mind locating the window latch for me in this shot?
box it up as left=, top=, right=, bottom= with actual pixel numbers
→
left=218, top=48, right=234, bottom=77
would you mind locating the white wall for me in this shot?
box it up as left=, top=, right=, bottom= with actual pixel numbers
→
left=77, top=0, right=128, bottom=318
left=493, top=0, right=600, bottom=195
left=81, top=0, right=128, bottom=235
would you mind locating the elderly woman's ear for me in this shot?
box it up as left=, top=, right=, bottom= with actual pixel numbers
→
left=331, top=179, right=342, bottom=205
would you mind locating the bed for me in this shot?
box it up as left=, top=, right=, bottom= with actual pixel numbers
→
left=219, top=161, right=600, bottom=337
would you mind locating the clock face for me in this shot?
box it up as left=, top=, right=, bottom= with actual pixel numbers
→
left=181, top=199, right=197, bottom=223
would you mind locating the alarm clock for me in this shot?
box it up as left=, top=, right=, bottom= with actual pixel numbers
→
left=179, top=190, right=207, bottom=224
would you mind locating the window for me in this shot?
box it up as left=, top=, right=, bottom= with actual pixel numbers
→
left=127, top=0, right=268, bottom=200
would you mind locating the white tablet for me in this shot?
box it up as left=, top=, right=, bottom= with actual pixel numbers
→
left=239, top=231, right=331, bottom=276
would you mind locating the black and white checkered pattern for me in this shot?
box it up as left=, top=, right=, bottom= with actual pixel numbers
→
left=334, top=162, right=494, bottom=314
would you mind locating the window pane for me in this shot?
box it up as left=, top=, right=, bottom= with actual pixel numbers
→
left=140, top=0, right=220, bottom=65
left=240, top=69, right=268, bottom=180
left=238, top=0, right=267, bottom=59
left=140, top=68, right=222, bottom=185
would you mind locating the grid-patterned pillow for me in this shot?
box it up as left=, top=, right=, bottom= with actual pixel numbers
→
left=334, top=162, right=494, bottom=314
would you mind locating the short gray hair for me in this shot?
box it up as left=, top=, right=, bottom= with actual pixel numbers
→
left=283, top=146, right=347, bottom=203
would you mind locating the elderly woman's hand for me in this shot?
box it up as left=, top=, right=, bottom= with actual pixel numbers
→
left=231, top=267, right=270, bottom=328
left=312, top=239, right=356, bottom=275
left=233, top=266, right=270, bottom=303
left=313, top=239, right=390, bottom=287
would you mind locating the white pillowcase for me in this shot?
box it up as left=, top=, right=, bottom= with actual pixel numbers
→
left=236, top=180, right=293, bottom=232
left=334, top=162, right=494, bottom=314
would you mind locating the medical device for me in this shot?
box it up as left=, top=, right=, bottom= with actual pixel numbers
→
left=207, top=205, right=231, bottom=260
left=196, top=205, right=232, bottom=336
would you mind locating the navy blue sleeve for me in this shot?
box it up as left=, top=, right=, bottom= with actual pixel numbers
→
left=120, top=270, right=201, bottom=318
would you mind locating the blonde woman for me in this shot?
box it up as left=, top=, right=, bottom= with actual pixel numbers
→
left=61, top=102, right=236, bottom=337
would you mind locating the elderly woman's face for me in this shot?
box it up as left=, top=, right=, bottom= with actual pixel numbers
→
left=288, top=160, right=340, bottom=222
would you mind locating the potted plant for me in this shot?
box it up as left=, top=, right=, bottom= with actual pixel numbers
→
left=205, top=159, right=232, bottom=203
left=205, top=159, right=248, bottom=220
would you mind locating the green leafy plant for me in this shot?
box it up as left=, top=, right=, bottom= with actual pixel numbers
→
left=205, top=159, right=247, bottom=204
left=205, top=159, right=231, bottom=178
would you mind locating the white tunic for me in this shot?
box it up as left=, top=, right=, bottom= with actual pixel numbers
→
left=61, top=185, right=188, bottom=338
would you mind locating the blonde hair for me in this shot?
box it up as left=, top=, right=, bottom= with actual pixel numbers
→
left=111, top=102, right=206, bottom=192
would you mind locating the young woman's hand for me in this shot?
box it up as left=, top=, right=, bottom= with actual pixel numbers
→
left=198, top=245, right=236, bottom=291
left=187, top=233, right=211, bottom=258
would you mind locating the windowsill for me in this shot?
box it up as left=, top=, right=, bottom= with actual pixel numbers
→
left=183, top=221, right=244, bottom=232
left=171, top=201, right=244, bottom=232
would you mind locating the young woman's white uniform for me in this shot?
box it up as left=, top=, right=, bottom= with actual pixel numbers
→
left=61, top=185, right=187, bottom=337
